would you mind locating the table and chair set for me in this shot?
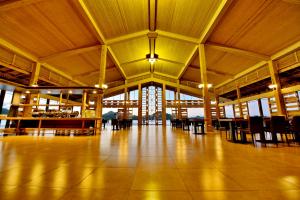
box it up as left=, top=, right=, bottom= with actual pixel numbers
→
left=218, top=116, right=300, bottom=147
left=171, top=118, right=205, bottom=135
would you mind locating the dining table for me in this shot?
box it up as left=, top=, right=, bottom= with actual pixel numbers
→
left=218, top=118, right=248, bottom=143
left=189, top=118, right=205, bottom=135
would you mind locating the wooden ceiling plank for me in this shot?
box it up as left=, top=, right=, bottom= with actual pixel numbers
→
left=156, top=30, right=198, bottom=44
left=107, top=46, right=126, bottom=79
left=198, top=0, right=233, bottom=43
left=121, top=58, right=145, bottom=65
left=159, top=58, right=184, bottom=65
left=282, top=0, right=300, bottom=4
left=153, top=72, right=177, bottom=79
left=106, top=30, right=149, bottom=45
left=148, top=0, right=157, bottom=31
left=0, top=0, right=45, bottom=12
left=206, top=42, right=270, bottom=60
left=39, top=45, right=101, bottom=62
left=78, top=0, right=106, bottom=44
left=178, top=45, right=198, bottom=79
left=0, top=60, right=30, bottom=75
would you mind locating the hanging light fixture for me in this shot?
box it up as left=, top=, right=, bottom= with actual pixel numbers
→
left=146, top=53, right=158, bottom=64
left=198, top=83, right=213, bottom=89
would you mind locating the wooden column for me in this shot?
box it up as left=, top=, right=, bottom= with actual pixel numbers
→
left=29, top=62, right=41, bottom=86
left=81, top=91, right=87, bottom=117
left=236, top=85, right=243, bottom=118
left=215, top=94, right=221, bottom=119
left=162, top=83, right=166, bottom=126
left=124, top=87, right=128, bottom=119
left=176, top=86, right=181, bottom=119
left=95, top=45, right=107, bottom=132
left=268, top=60, right=286, bottom=116
left=0, top=90, right=6, bottom=114
left=199, top=44, right=212, bottom=131
left=138, top=83, right=142, bottom=126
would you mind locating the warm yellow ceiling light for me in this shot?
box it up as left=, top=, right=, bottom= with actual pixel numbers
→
left=146, top=53, right=158, bottom=64
left=102, top=84, right=108, bottom=89
left=268, top=84, right=277, bottom=89
left=198, top=83, right=213, bottom=88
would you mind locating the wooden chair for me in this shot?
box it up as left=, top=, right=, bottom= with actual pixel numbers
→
left=269, top=116, right=288, bottom=146
left=218, top=119, right=229, bottom=139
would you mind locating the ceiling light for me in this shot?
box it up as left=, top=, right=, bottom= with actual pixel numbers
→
left=146, top=53, right=158, bottom=64
left=198, top=83, right=213, bottom=88
left=31, top=83, right=38, bottom=87
left=268, top=84, right=277, bottom=89
left=25, top=90, right=30, bottom=94
left=94, top=84, right=99, bottom=88
left=102, top=84, right=108, bottom=89
left=47, top=90, right=51, bottom=94
left=68, top=90, right=73, bottom=94
left=93, top=90, right=97, bottom=94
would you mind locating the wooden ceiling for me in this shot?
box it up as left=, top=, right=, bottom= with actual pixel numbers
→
left=0, top=0, right=299, bottom=89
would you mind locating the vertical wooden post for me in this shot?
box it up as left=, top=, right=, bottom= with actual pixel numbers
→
left=268, top=60, right=286, bottom=116
left=176, top=86, right=181, bottom=119
left=124, top=87, right=128, bottom=120
left=81, top=91, right=87, bottom=117
left=0, top=90, right=6, bottom=114
left=138, top=83, right=142, bottom=126
left=215, top=94, right=220, bottom=119
left=96, top=45, right=107, bottom=132
left=199, top=44, right=212, bottom=131
left=29, top=62, right=41, bottom=86
left=162, top=83, right=166, bottom=126
left=236, top=85, right=243, bottom=118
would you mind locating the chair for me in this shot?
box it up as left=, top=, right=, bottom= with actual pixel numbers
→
left=182, top=118, right=190, bottom=131
left=111, top=119, right=119, bottom=130
left=269, top=116, right=288, bottom=146
left=248, top=116, right=265, bottom=146
left=290, top=116, right=300, bottom=144
left=218, top=119, right=230, bottom=139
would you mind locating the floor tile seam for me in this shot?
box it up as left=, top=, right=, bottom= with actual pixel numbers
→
left=174, top=159, right=195, bottom=196
left=215, top=168, right=248, bottom=189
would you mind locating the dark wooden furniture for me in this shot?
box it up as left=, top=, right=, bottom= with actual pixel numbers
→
left=189, top=118, right=205, bottom=135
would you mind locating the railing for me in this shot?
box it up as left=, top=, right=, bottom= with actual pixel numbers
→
left=102, top=100, right=139, bottom=108
left=166, top=100, right=203, bottom=108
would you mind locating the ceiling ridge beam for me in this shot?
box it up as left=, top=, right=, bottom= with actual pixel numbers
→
left=148, top=0, right=157, bottom=31
left=198, top=0, right=233, bottom=43
left=159, top=58, right=184, bottom=65
left=122, top=58, right=145, bottom=66
left=106, top=30, right=149, bottom=45
left=206, top=42, right=270, bottom=61
left=0, top=0, right=45, bottom=12
left=78, top=0, right=106, bottom=44
left=127, top=72, right=151, bottom=80
left=39, top=44, right=101, bottom=62
left=153, top=72, right=178, bottom=80
left=156, top=30, right=199, bottom=44
left=107, top=46, right=126, bottom=79
left=178, top=46, right=198, bottom=79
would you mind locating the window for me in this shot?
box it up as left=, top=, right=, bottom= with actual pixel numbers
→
left=166, top=90, right=175, bottom=100
left=1, top=90, right=13, bottom=114
left=38, top=98, right=47, bottom=111
left=180, top=93, right=200, bottom=100
left=260, top=98, right=271, bottom=117
left=225, top=105, right=234, bottom=118
left=248, top=100, right=260, bottom=117
left=129, top=90, right=138, bottom=100
left=104, top=93, right=125, bottom=100
left=187, top=108, right=204, bottom=118
left=49, top=100, right=59, bottom=110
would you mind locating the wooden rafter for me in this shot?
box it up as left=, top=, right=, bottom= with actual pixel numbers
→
left=39, top=45, right=101, bottom=62
left=107, top=46, right=126, bottom=79
left=198, top=0, right=233, bottom=43
left=0, top=0, right=45, bottom=12
left=106, top=30, right=148, bottom=45
left=156, top=30, right=198, bottom=44
left=178, top=45, right=198, bottom=79
left=206, top=42, right=270, bottom=61
left=148, top=0, right=157, bottom=31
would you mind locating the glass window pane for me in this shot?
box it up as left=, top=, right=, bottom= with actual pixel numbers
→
left=248, top=100, right=260, bottom=117
left=225, top=105, right=234, bottom=118
left=260, top=98, right=271, bottom=117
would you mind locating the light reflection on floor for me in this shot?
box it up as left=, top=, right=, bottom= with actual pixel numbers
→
left=0, top=125, right=300, bottom=199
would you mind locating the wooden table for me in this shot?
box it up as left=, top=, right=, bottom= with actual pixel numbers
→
left=218, top=118, right=248, bottom=143
left=189, top=118, right=205, bottom=135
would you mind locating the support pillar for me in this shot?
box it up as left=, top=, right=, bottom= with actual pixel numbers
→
left=81, top=91, right=87, bottom=117
left=215, top=94, right=220, bottom=119
left=29, top=62, right=41, bottom=86
left=0, top=90, right=6, bottom=114
left=162, top=83, right=166, bottom=126
left=176, top=87, right=181, bottom=119
left=96, top=45, right=107, bottom=132
left=236, top=86, right=243, bottom=118
left=199, top=44, right=212, bottom=131
left=268, top=60, right=286, bottom=116
left=138, top=84, right=142, bottom=126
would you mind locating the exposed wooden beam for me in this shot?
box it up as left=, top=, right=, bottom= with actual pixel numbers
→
left=42, top=63, right=87, bottom=86
left=0, top=60, right=30, bottom=75
left=159, top=58, right=184, bottom=65
left=0, top=0, right=45, bottom=12
left=282, top=0, right=300, bottom=4
left=156, top=30, right=199, bottom=44
left=178, top=46, right=198, bottom=79
left=207, top=69, right=234, bottom=78
left=206, top=42, right=270, bottom=61
left=215, top=61, right=267, bottom=88
left=153, top=72, right=178, bottom=80
left=39, top=45, right=101, bottom=62
left=121, top=58, right=145, bottom=65
left=127, top=72, right=151, bottom=80
left=148, top=0, right=157, bottom=31
left=198, top=0, right=233, bottom=43
left=107, top=46, right=126, bottom=79
left=106, top=30, right=148, bottom=45
left=73, top=69, right=99, bottom=78
left=271, top=40, right=300, bottom=60
left=78, top=0, right=106, bottom=44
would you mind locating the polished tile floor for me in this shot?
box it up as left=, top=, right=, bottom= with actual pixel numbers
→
left=1, top=126, right=300, bottom=199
